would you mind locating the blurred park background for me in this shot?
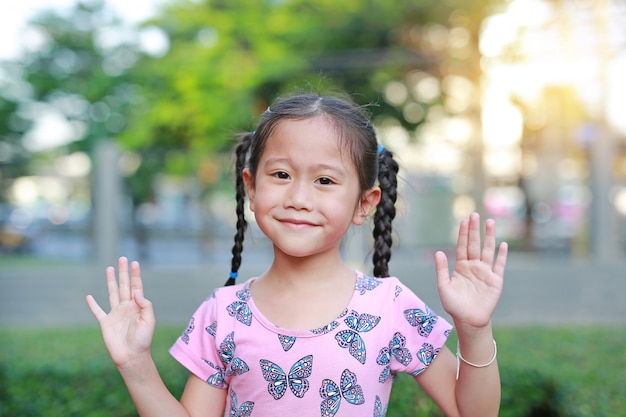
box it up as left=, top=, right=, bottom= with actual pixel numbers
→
left=1, top=0, right=626, bottom=415
left=2, top=0, right=626, bottom=268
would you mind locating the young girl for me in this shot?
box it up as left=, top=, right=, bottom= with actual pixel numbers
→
left=86, top=92, right=507, bottom=417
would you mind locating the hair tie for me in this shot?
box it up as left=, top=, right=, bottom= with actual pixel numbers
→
left=229, top=271, right=238, bottom=279
left=378, top=145, right=385, bottom=155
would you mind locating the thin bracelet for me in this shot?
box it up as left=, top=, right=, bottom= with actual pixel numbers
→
left=455, top=339, right=497, bottom=380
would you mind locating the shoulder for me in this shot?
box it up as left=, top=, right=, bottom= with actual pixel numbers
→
left=205, top=278, right=255, bottom=304
left=354, top=270, right=409, bottom=299
left=352, top=271, right=447, bottom=321
left=188, top=278, right=256, bottom=323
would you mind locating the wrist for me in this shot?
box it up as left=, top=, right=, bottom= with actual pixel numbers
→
left=453, top=322, right=498, bottom=381
left=116, top=351, right=156, bottom=382
left=455, top=339, right=497, bottom=380
left=453, top=320, right=493, bottom=340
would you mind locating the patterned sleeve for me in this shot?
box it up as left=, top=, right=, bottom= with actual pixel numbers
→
left=389, top=278, right=453, bottom=377
left=169, top=289, right=227, bottom=388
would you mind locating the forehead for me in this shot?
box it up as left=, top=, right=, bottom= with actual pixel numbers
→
left=266, top=116, right=345, bottom=155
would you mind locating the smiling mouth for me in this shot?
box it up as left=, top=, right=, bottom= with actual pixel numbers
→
left=279, top=219, right=317, bottom=229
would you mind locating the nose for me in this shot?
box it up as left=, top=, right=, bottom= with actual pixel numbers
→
left=284, top=179, right=313, bottom=210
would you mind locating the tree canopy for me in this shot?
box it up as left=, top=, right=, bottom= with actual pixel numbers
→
left=1, top=0, right=503, bottom=205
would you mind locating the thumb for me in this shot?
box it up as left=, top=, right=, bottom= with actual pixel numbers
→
left=434, top=250, right=451, bottom=289
left=85, top=294, right=107, bottom=322
left=134, top=293, right=156, bottom=324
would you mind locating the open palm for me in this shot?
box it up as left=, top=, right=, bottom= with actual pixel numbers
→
left=86, top=257, right=155, bottom=368
left=435, top=213, right=507, bottom=329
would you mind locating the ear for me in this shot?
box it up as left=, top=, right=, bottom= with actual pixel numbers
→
left=352, top=186, right=381, bottom=225
left=242, top=168, right=255, bottom=212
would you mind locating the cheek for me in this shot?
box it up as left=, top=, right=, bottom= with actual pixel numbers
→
left=330, top=195, right=360, bottom=218
left=248, top=183, right=273, bottom=212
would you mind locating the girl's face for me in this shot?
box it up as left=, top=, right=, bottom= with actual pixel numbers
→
left=243, top=116, right=380, bottom=259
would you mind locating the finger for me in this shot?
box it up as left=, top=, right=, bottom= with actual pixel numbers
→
left=466, top=212, right=481, bottom=260
left=117, top=257, right=131, bottom=302
left=85, top=294, right=107, bottom=321
left=105, top=265, right=120, bottom=309
left=434, top=250, right=451, bottom=289
left=481, top=218, right=497, bottom=266
left=135, top=292, right=156, bottom=327
left=493, top=242, right=508, bottom=277
left=455, top=218, right=470, bottom=262
left=129, top=260, right=144, bottom=301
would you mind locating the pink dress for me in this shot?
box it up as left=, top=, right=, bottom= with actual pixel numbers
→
left=170, top=271, right=452, bottom=417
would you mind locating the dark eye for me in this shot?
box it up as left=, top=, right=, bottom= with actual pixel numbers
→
left=317, top=177, right=334, bottom=185
left=273, top=171, right=290, bottom=180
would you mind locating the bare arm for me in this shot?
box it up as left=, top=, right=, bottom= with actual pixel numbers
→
left=417, top=213, right=507, bottom=417
left=86, top=257, right=226, bottom=417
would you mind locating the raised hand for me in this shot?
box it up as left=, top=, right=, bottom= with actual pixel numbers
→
left=86, top=257, right=156, bottom=368
left=434, top=213, right=507, bottom=330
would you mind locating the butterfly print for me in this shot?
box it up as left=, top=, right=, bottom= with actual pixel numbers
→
left=227, top=289, right=252, bottom=326
left=344, top=310, right=381, bottom=333
left=278, top=334, right=296, bottom=351
left=394, top=285, right=402, bottom=300
left=373, top=395, right=387, bottom=417
left=335, top=310, right=381, bottom=364
left=378, top=365, right=391, bottom=384
left=226, top=301, right=252, bottom=326
left=181, top=317, right=195, bottom=344
left=355, top=275, right=381, bottom=295
left=237, top=287, right=251, bottom=300
left=376, top=332, right=413, bottom=382
left=203, top=358, right=227, bottom=389
left=259, top=355, right=313, bottom=400
left=417, top=342, right=440, bottom=367
left=229, top=390, right=254, bottom=417
left=335, top=330, right=367, bottom=364
left=311, top=309, right=347, bottom=335
left=385, top=332, right=413, bottom=365
left=206, top=320, right=217, bottom=337
left=411, top=366, right=426, bottom=377
left=227, top=357, right=250, bottom=377
left=218, top=332, right=250, bottom=377
left=218, top=332, right=237, bottom=364
left=404, top=306, right=438, bottom=337
left=319, top=368, right=365, bottom=417
left=311, top=321, right=339, bottom=335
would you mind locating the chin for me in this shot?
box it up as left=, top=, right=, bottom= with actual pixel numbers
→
left=275, top=244, right=338, bottom=259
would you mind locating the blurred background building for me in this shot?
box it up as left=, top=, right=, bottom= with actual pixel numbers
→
left=1, top=0, right=625, bottom=267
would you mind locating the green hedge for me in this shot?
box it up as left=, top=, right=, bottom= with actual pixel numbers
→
left=1, top=326, right=624, bottom=416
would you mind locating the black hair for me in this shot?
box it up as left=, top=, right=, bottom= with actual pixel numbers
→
left=225, top=92, right=399, bottom=285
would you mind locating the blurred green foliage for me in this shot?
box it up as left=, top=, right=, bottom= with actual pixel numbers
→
left=0, top=96, right=28, bottom=205
left=1, top=0, right=502, bottom=207
left=1, top=326, right=624, bottom=416
left=124, top=0, right=496, bottom=155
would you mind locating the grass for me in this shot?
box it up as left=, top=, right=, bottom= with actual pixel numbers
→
left=494, top=326, right=626, bottom=417
left=0, top=326, right=625, bottom=416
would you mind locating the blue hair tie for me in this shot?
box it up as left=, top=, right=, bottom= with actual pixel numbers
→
left=229, top=271, right=238, bottom=279
left=378, top=145, right=385, bottom=155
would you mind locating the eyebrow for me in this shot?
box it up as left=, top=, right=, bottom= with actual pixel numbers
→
left=264, top=157, right=346, bottom=175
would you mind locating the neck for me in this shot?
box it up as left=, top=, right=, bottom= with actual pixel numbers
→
left=249, top=245, right=358, bottom=330
left=262, top=246, right=353, bottom=289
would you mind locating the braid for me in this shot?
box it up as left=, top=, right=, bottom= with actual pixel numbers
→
left=225, top=133, right=253, bottom=286
left=372, top=148, right=399, bottom=277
